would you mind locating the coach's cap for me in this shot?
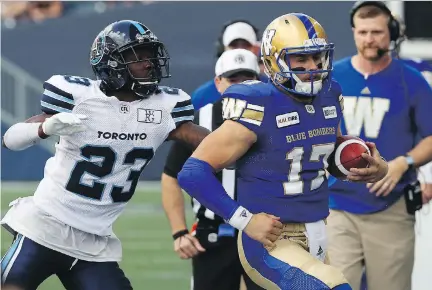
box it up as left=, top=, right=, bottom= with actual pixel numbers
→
left=215, top=49, right=260, bottom=78
left=222, top=22, right=258, bottom=46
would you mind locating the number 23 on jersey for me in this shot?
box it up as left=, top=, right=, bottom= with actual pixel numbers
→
left=66, top=145, right=154, bottom=203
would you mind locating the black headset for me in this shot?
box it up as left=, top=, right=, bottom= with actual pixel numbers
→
left=215, top=19, right=260, bottom=58
left=350, top=1, right=400, bottom=42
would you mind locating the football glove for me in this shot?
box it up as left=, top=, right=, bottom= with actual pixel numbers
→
left=42, top=112, right=87, bottom=136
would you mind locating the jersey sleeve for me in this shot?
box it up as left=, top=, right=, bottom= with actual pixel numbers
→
left=221, top=82, right=265, bottom=134
left=41, top=75, right=77, bottom=115
left=170, top=89, right=195, bottom=128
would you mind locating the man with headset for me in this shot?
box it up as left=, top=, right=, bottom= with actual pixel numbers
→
left=191, top=20, right=264, bottom=110
left=327, top=2, right=432, bottom=290
left=162, top=49, right=263, bottom=290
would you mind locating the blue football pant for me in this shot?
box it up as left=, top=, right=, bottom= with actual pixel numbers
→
left=1, top=234, right=132, bottom=290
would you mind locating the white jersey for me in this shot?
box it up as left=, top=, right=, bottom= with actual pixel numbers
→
left=2, top=75, right=194, bottom=261
left=33, top=75, right=193, bottom=236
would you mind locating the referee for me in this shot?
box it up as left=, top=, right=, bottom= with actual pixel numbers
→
left=162, top=49, right=263, bottom=290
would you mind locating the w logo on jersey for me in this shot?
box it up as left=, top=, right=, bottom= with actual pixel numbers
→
left=343, top=96, right=390, bottom=138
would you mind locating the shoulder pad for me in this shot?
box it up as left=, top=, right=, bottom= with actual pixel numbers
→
left=159, top=86, right=191, bottom=102
left=41, top=75, right=93, bottom=114
left=161, top=86, right=194, bottom=128
left=44, top=75, right=93, bottom=96
left=329, top=79, right=342, bottom=97
left=222, top=80, right=271, bottom=101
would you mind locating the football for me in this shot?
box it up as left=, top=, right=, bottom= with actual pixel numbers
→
left=327, top=135, right=371, bottom=179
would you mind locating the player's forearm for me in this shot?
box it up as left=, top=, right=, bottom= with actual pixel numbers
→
left=2, top=122, right=48, bottom=151
left=169, top=122, right=211, bottom=150
left=407, top=136, right=432, bottom=167
left=178, top=157, right=252, bottom=231
left=161, top=173, right=189, bottom=233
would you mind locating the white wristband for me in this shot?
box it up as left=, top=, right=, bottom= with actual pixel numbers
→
left=227, top=206, right=253, bottom=231
left=3, top=122, right=43, bottom=151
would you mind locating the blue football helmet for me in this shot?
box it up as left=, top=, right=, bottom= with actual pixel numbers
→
left=90, top=20, right=170, bottom=97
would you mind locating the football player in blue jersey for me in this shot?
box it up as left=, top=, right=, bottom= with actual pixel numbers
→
left=326, top=2, right=432, bottom=290
left=178, top=13, right=388, bottom=290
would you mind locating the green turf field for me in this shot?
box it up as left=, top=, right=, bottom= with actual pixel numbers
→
left=1, top=183, right=194, bottom=290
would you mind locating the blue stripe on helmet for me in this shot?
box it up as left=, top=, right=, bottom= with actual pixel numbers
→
left=292, top=13, right=317, bottom=39
left=131, top=21, right=146, bottom=34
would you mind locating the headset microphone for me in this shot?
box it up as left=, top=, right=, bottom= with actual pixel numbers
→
left=376, top=47, right=389, bottom=58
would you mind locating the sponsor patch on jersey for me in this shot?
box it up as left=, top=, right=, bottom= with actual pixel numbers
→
left=137, top=109, right=162, bottom=124
left=322, top=106, right=337, bottom=119
left=276, top=112, right=300, bottom=128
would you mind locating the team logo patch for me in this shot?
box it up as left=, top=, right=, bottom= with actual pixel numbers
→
left=276, top=112, right=300, bottom=128
left=323, top=106, right=337, bottom=119
left=137, top=109, right=162, bottom=124
left=305, top=104, right=315, bottom=114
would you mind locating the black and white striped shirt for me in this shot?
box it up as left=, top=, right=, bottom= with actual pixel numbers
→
left=163, top=99, right=236, bottom=224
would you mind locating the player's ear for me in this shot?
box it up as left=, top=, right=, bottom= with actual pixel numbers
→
left=214, top=76, right=223, bottom=94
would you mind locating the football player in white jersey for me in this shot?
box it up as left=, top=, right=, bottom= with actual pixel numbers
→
left=0, top=20, right=209, bottom=290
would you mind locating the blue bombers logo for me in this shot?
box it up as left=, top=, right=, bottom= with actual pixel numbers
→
left=90, top=33, right=106, bottom=65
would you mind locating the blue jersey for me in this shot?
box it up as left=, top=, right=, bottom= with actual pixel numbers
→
left=221, top=79, right=343, bottom=223
left=402, top=58, right=432, bottom=87
left=191, top=80, right=220, bottom=110
left=192, top=75, right=269, bottom=110
left=329, top=57, right=432, bottom=214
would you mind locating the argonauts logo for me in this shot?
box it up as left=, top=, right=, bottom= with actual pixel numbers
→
left=90, top=33, right=106, bottom=65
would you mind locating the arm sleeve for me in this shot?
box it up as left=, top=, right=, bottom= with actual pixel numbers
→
left=163, top=141, right=193, bottom=179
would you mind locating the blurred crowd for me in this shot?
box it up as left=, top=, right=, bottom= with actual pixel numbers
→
left=1, top=1, right=155, bottom=28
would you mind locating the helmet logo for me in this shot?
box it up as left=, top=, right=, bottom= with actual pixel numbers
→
left=90, top=33, right=106, bottom=65
left=262, top=29, right=276, bottom=56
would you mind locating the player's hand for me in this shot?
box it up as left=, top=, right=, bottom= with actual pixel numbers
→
left=366, top=156, right=408, bottom=197
left=174, top=234, right=205, bottom=259
left=421, top=183, right=432, bottom=204
left=41, top=112, right=87, bottom=136
left=347, top=142, right=388, bottom=183
left=244, top=213, right=283, bottom=248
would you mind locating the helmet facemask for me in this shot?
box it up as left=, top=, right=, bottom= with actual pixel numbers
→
left=268, top=42, right=334, bottom=97
left=111, top=41, right=170, bottom=97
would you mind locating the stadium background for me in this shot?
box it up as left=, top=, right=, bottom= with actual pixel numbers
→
left=1, top=1, right=431, bottom=289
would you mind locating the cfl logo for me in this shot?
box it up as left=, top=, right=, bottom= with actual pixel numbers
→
left=120, top=104, right=130, bottom=114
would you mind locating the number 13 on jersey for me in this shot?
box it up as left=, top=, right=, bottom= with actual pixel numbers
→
left=284, top=143, right=335, bottom=195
